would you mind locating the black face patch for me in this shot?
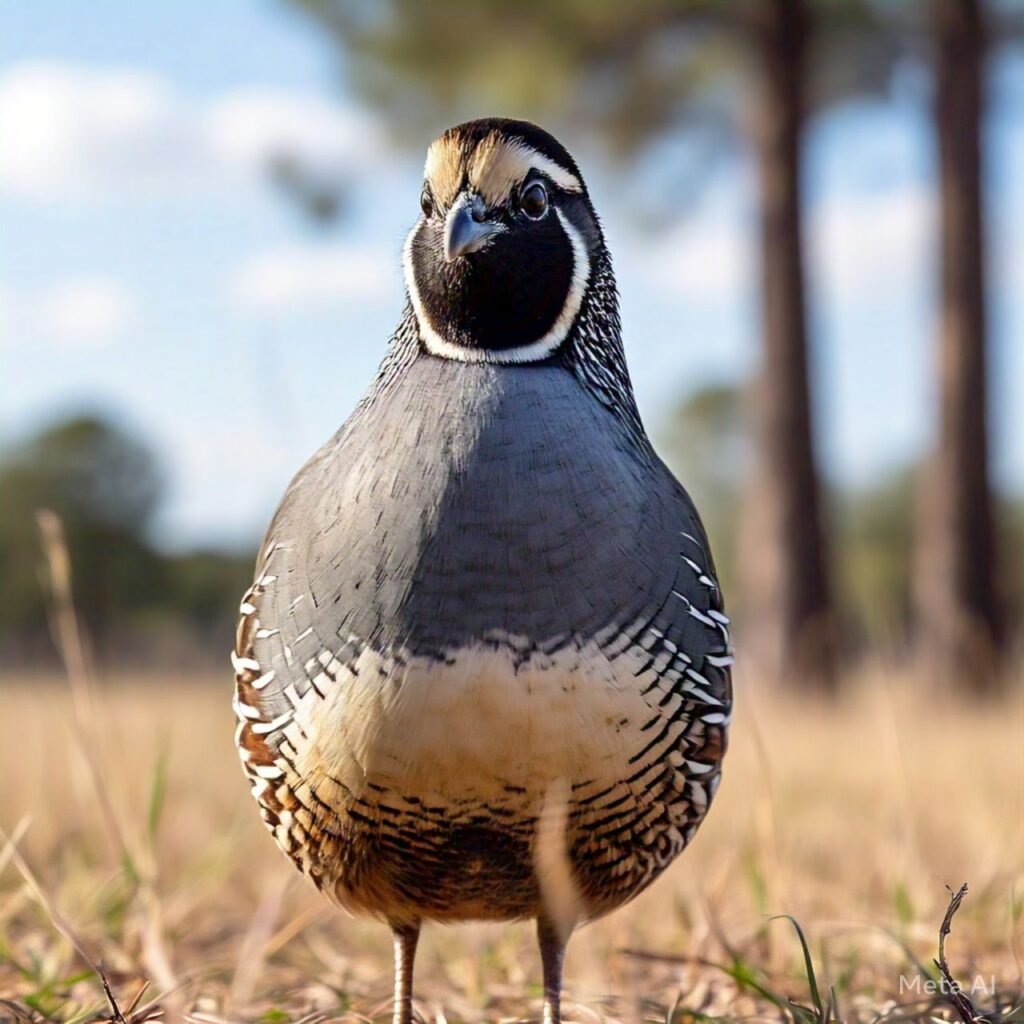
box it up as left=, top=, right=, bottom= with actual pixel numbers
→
left=411, top=200, right=578, bottom=353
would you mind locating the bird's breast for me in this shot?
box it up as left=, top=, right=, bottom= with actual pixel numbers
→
left=292, top=636, right=654, bottom=808
left=303, top=358, right=661, bottom=656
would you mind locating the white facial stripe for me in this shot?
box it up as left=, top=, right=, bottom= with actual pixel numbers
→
left=403, top=221, right=435, bottom=348
left=521, top=150, right=583, bottom=194
left=533, top=207, right=591, bottom=351
left=403, top=207, right=592, bottom=366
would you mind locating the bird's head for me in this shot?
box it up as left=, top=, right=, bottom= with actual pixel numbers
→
left=404, top=118, right=605, bottom=364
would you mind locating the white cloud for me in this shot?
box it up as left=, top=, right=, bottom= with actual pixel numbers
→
left=631, top=163, right=757, bottom=303
left=1, top=277, right=136, bottom=350
left=227, top=243, right=397, bottom=316
left=641, top=182, right=933, bottom=308
left=0, top=63, right=204, bottom=200
left=644, top=220, right=754, bottom=301
left=37, top=278, right=137, bottom=347
left=205, top=89, right=381, bottom=179
left=809, top=186, right=935, bottom=304
left=0, top=61, right=382, bottom=202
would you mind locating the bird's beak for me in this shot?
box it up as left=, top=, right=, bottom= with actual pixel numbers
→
left=444, top=194, right=499, bottom=262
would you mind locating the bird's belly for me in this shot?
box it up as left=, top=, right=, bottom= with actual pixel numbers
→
left=277, top=639, right=701, bottom=922
left=296, top=639, right=650, bottom=808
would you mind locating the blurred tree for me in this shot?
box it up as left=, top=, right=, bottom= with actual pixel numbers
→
left=995, top=494, right=1024, bottom=644
left=657, top=382, right=747, bottom=607
left=914, top=0, right=1003, bottom=692
left=0, top=415, right=165, bottom=659
left=735, top=0, right=837, bottom=691
left=661, top=382, right=1021, bottom=663
left=270, top=152, right=348, bottom=223
left=288, top=2, right=738, bottom=159
left=0, top=414, right=260, bottom=666
left=836, top=468, right=916, bottom=652
left=286, top=0, right=900, bottom=689
left=161, top=549, right=256, bottom=653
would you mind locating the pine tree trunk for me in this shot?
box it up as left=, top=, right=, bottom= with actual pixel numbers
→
left=915, top=0, right=1001, bottom=691
left=739, top=0, right=837, bottom=692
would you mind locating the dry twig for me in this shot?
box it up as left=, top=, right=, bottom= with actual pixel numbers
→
left=34, top=511, right=181, bottom=1019
left=935, top=882, right=989, bottom=1024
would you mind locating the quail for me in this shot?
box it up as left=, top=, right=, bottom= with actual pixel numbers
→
left=233, top=118, right=733, bottom=1024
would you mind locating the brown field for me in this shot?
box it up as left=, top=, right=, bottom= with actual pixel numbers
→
left=0, top=666, right=1022, bottom=1023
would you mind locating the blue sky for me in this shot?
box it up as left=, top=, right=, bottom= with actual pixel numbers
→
left=2, top=1, right=1021, bottom=552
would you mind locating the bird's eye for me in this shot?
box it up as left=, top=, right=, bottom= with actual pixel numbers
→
left=519, top=181, right=548, bottom=220
left=420, top=187, right=434, bottom=218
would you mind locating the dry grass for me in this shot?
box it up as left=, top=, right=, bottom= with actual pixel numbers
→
left=1, top=664, right=1022, bottom=1023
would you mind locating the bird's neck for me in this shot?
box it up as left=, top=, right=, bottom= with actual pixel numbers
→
left=563, top=248, right=649, bottom=451
left=375, top=249, right=648, bottom=452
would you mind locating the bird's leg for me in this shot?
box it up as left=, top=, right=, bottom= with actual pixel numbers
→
left=537, top=915, right=569, bottom=1024
left=391, top=919, right=421, bottom=1024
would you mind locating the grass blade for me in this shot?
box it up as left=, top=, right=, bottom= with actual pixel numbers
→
left=770, top=914, right=824, bottom=1019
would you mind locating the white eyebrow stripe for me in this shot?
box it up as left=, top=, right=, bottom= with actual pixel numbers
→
left=523, top=152, right=583, bottom=193
left=468, top=137, right=583, bottom=204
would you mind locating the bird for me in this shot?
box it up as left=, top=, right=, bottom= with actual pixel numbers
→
left=233, top=117, right=733, bottom=1024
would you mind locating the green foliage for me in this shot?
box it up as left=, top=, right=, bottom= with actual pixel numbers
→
left=158, top=548, right=256, bottom=649
left=769, top=915, right=830, bottom=1022
left=291, top=0, right=742, bottom=161
left=0, top=415, right=165, bottom=655
left=288, top=0, right=905, bottom=166
left=0, top=413, right=255, bottom=665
